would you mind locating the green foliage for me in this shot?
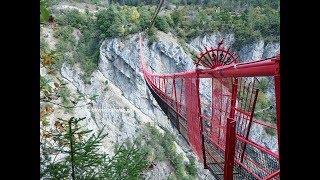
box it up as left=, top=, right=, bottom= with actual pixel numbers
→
left=165, top=14, right=174, bottom=26
left=55, top=9, right=94, bottom=31
left=141, top=123, right=196, bottom=179
left=96, top=5, right=153, bottom=38
left=75, top=27, right=100, bottom=83
left=57, top=85, right=73, bottom=106
left=119, top=0, right=280, bottom=10
left=254, top=91, right=276, bottom=123
left=53, top=9, right=100, bottom=82
left=53, top=25, right=77, bottom=71
left=171, top=153, right=184, bottom=176
left=49, top=2, right=279, bottom=52
left=96, top=5, right=126, bottom=38
left=127, top=8, right=140, bottom=23
left=162, top=132, right=176, bottom=154
left=40, top=76, right=52, bottom=91
left=177, top=38, right=190, bottom=54
left=171, top=9, right=185, bottom=27
left=137, top=6, right=153, bottom=30
left=144, top=122, right=163, bottom=142
left=48, top=1, right=279, bottom=51
left=257, top=78, right=269, bottom=93
left=147, top=27, right=159, bottom=45
left=40, top=37, right=49, bottom=51
left=167, top=5, right=278, bottom=50
left=256, top=92, right=269, bottom=111
left=54, top=25, right=74, bottom=41
left=40, top=117, right=108, bottom=179
left=232, top=6, right=279, bottom=50
left=168, top=173, right=177, bottom=180
left=155, top=15, right=169, bottom=33
left=185, top=157, right=197, bottom=177
left=105, top=140, right=149, bottom=179
left=40, top=0, right=50, bottom=23
left=233, top=24, right=255, bottom=50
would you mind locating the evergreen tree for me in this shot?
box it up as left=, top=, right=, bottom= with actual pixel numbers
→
left=40, top=117, right=108, bottom=179
left=103, top=140, right=149, bottom=179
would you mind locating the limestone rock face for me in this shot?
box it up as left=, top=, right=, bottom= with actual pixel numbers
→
left=238, top=40, right=280, bottom=62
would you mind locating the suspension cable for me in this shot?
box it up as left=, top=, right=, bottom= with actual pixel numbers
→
left=147, top=0, right=165, bottom=34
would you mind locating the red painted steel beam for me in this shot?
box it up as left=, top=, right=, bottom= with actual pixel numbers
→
left=241, top=88, right=259, bottom=163
left=274, top=75, right=280, bottom=155
left=229, top=78, right=238, bottom=119
left=173, top=77, right=181, bottom=133
left=236, top=135, right=279, bottom=159
left=148, top=58, right=279, bottom=78
left=240, top=152, right=278, bottom=179
left=234, top=159, right=263, bottom=180
left=196, top=71, right=208, bottom=168
left=224, top=118, right=237, bottom=180
left=264, top=169, right=280, bottom=180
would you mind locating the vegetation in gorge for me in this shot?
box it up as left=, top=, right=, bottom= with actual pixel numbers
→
left=254, top=78, right=277, bottom=135
left=135, top=123, right=198, bottom=179
left=255, top=78, right=276, bottom=124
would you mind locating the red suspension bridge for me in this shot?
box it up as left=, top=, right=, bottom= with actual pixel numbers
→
left=139, top=33, right=280, bottom=180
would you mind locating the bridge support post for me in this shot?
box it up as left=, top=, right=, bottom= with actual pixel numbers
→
left=274, top=56, right=280, bottom=162
left=275, top=74, right=280, bottom=155
left=173, top=76, right=180, bottom=133
left=240, top=88, right=259, bottom=163
left=224, top=118, right=236, bottom=180
left=223, top=78, right=238, bottom=180
left=196, top=70, right=208, bottom=168
left=229, top=78, right=238, bottom=119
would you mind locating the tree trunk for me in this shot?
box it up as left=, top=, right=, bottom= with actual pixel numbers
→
left=68, top=118, right=76, bottom=180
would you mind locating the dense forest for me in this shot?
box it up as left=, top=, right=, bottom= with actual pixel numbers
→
left=48, top=0, right=280, bottom=48
left=51, top=0, right=280, bottom=9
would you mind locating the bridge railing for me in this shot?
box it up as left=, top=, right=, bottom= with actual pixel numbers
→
left=139, top=33, right=280, bottom=180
